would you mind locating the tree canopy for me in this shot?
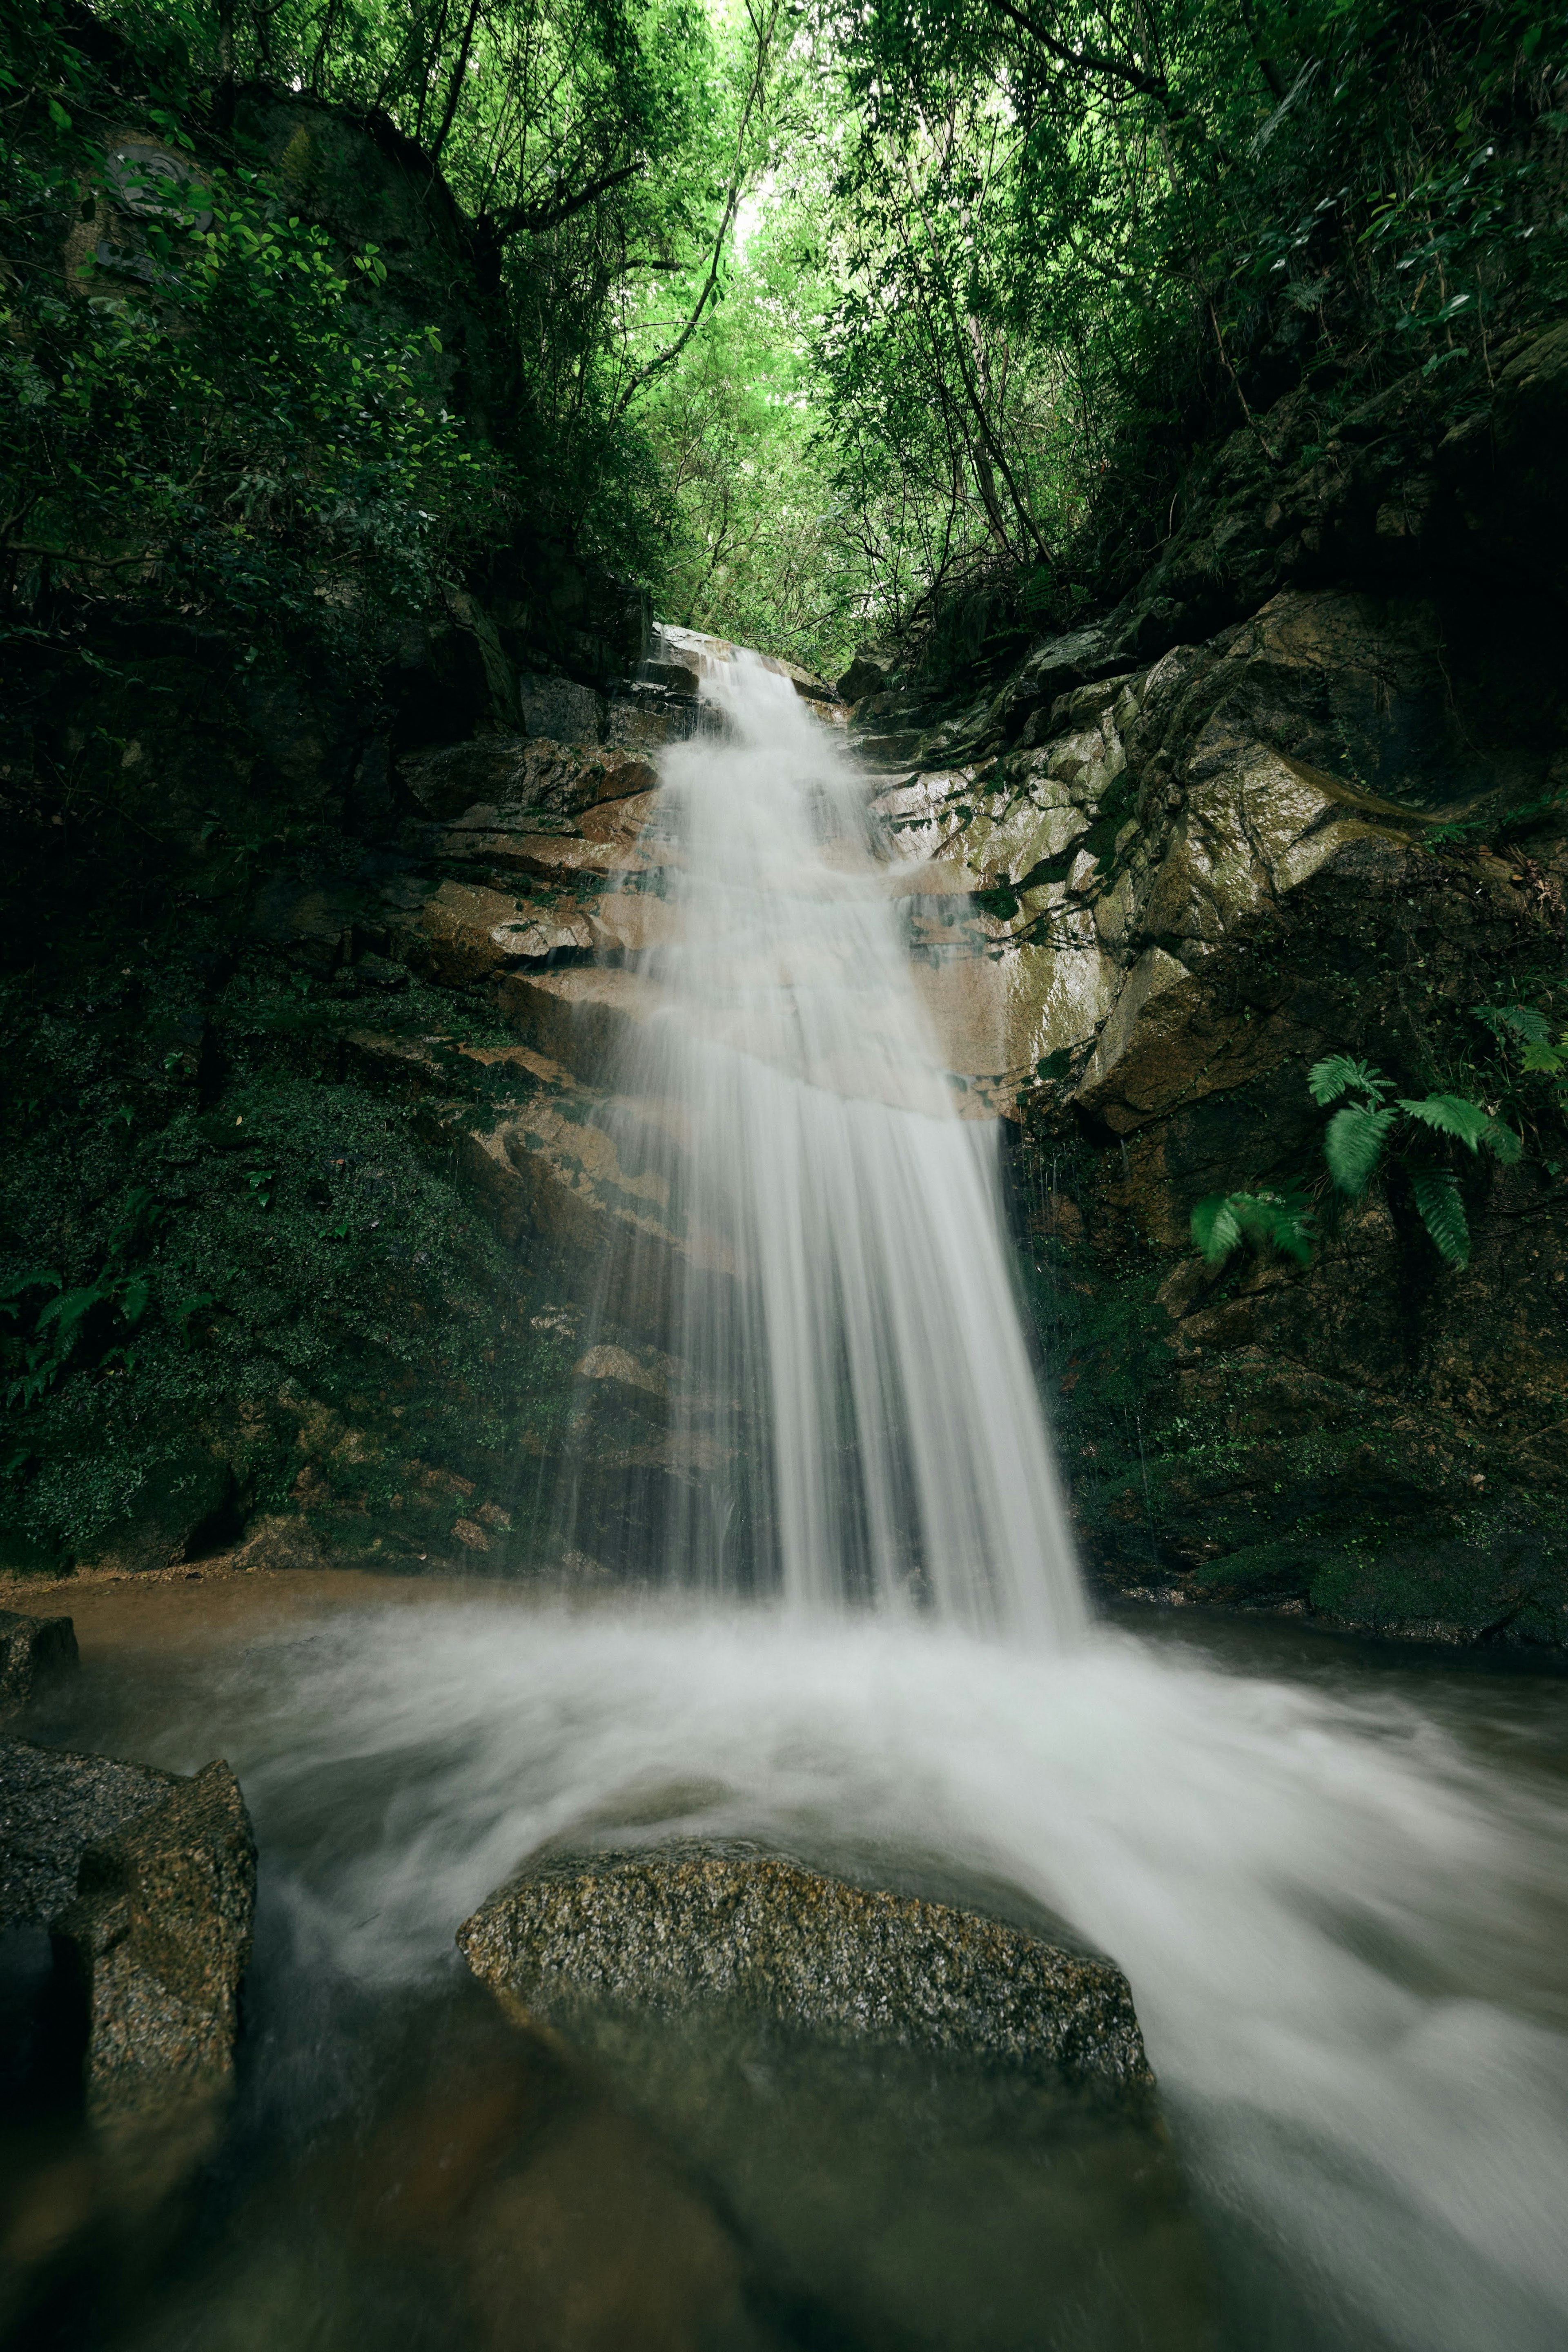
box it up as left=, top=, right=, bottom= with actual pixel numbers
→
left=3, top=0, right=1564, bottom=678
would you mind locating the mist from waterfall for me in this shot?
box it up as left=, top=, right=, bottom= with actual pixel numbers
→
left=592, top=647, right=1082, bottom=1638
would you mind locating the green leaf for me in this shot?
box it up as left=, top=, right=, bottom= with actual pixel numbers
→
left=1191, top=1191, right=1313, bottom=1268
left=116, top=1274, right=151, bottom=1325
left=1483, top=1119, right=1522, bottom=1165
left=1519, top=1040, right=1568, bottom=1076
left=1191, top=1193, right=1240, bottom=1264
left=34, top=1283, right=106, bottom=1339
left=1397, top=1093, right=1494, bottom=1151
left=0, top=1271, right=63, bottom=1320
left=1308, top=1055, right=1391, bottom=1107
left=1324, top=1103, right=1395, bottom=1194
left=1474, top=1003, right=1551, bottom=1045
left=1408, top=1170, right=1469, bottom=1268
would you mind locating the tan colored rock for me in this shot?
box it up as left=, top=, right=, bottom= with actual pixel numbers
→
left=1075, top=948, right=1196, bottom=1131
left=573, top=1344, right=669, bottom=1399
left=442, top=820, right=661, bottom=883
left=496, top=965, right=666, bottom=1079
left=406, top=881, right=522, bottom=983
left=913, top=941, right=1120, bottom=1090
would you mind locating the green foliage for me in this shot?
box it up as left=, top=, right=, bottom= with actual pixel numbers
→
left=1306, top=1054, right=1519, bottom=1266
left=1, top=1185, right=165, bottom=1404
left=1405, top=1170, right=1470, bottom=1269
left=1, top=21, right=513, bottom=646
left=1323, top=1102, right=1398, bottom=1195
left=1191, top=1190, right=1314, bottom=1269
left=1307, top=1055, right=1393, bottom=1107
left=0, top=919, right=579, bottom=1566
left=803, top=0, right=1567, bottom=641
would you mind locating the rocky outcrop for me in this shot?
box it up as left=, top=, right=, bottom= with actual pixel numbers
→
left=0, top=1608, right=78, bottom=1720
left=52, top=1758, right=256, bottom=2123
left=0, top=1738, right=256, bottom=2120
left=853, top=352, right=1568, bottom=1645
left=459, top=1841, right=1153, bottom=2095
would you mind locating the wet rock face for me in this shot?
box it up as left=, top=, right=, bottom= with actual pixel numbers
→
left=52, top=1758, right=257, bottom=2122
left=459, top=1842, right=1153, bottom=2096
left=0, top=1736, right=174, bottom=1930
left=0, top=1739, right=256, bottom=2120
left=0, top=1610, right=78, bottom=1721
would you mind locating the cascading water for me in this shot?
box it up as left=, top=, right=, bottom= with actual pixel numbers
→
left=584, top=647, right=1082, bottom=1637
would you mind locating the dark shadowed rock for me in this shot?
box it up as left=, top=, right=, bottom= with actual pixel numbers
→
left=52, top=1758, right=257, bottom=2122
left=0, top=1610, right=78, bottom=1721
left=836, top=654, right=887, bottom=703
left=458, top=1840, right=1152, bottom=2095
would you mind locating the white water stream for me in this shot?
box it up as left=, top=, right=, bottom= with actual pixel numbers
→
left=592, top=649, right=1081, bottom=1632
left=69, top=657, right=1568, bottom=2349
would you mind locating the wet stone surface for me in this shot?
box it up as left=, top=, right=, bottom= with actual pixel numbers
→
left=459, top=1838, right=1154, bottom=2095
left=0, top=1735, right=176, bottom=1930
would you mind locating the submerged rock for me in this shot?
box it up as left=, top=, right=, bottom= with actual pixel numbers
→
left=460, top=1844, right=1214, bottom=2350
left=458, top=1840, right=1152, bottom=2095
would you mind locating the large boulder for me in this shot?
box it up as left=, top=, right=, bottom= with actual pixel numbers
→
left=1, top=1736, right=173, bottom=1930
left=458, top=1840, right=1152, bottom=2095
left=459, top=1844, right=1216, bottom=2351
left=0, top=1738, right=256, bottom=2122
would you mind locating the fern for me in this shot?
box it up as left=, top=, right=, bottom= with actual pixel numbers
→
left=1307, top=1055, right=1392, bottom=1107
left=1324, top=1102, right=1396, bottom=1195
left=1398, top=1093, right=1520, bottom=1161
left=1408, top=1170, right=1470, bottom=1268
left=1520, top=1036, right=1568, bottom=1078
left=1191, top=1190, right=1314, bottom=1268
left=1474, top=1003, right=1552, bottom=1046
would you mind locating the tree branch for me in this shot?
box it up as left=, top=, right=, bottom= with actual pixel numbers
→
left=980, top=0, right=1174, bottom=108
left=492, top=157, right=643, bottom=243
left=428, top=0, right=484, bottom=166
left=615, top=0, right=782, bottom=415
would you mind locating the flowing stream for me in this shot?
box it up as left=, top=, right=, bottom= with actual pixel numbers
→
left=10, top=655, right=1568, bottom=2351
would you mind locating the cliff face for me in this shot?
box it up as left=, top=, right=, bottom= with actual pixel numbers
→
left=848, top=326, right=1568, bottom=1650
left=0, top=85, right=686, bottom=1583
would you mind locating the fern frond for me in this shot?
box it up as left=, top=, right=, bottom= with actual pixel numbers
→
left=1474, top=1003, right=1552, bottom=1045
left=1191, top=1191, right=1314, bottom=1267
left=1519, top=1039, right=1568, bottom=1076
left=1191, top=1194, right=1242, bottom=1265
left=1308, top=1055, right=1391, bottom=1107
left=1408, top=1169, right=1470, bottom=1268
left=1397, top=1093, right=1494, bottom=1151
left=1324, top=1103, right=1394, bottom=1194
left=1483, top=1120, right=1522, bottom=1165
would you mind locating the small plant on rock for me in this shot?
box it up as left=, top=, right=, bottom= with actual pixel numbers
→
left=1190, top=1191, right=1315, bottom=1270
left=1307, top=1056, right=1520, bottom=1269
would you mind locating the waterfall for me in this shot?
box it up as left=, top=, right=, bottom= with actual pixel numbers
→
left=589, top=647, right=1083, bottom=1641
